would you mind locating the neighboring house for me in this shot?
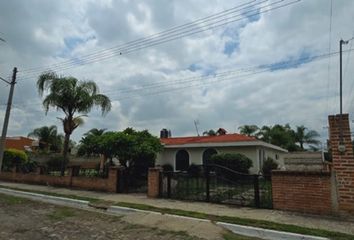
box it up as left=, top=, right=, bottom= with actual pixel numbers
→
left=156, top=131, right=287, bottom=174
left=5, top=136, right=39, bottom=152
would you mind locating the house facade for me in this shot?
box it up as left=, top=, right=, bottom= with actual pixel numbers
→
left=156, top=133, right=287, bottom=174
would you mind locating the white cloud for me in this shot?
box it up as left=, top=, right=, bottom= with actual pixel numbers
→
left=0, top=0, right=353, bottom=146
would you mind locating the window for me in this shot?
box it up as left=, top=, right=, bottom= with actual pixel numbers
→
left=202, top=148, right=217, bottom=165
left=175, top=149, right=189, bottom=171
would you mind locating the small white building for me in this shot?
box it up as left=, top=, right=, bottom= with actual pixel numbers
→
left=156, top=132, right=287, bottom=174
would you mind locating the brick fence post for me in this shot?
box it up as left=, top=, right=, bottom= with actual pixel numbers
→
left=147, top=167, right=161, bottom=198
left=107, top=166, right=122, bottom=193
left=328, top=113, right=354, bottom=215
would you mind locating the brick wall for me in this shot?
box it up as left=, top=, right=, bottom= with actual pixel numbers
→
left=328, top=114, right=354, bottom=214
left=0, top=166, right=120, bottom=193
left=147, top=168, right=161, bottom=198
left=272, top=171, right=332, bottom=215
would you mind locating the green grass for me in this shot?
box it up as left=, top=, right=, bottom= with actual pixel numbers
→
left=47, top=207, right=76, bottom=221
left=0, top=193, right=30, bottom=205
left=1, top=184, right=353, bottom=240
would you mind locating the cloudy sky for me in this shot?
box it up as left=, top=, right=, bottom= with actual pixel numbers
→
left=0, top=0, right=353, bottom=145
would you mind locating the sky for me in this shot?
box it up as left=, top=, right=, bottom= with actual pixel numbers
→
left=0, top=0, right=354, bottom=146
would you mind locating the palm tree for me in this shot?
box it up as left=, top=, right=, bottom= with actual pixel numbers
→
left=238, top=125, right=259, bottom=137
left=79, top=128, right=107, bottom=172
left=257, top=126, right=272, bottom=142
left=84, top=128, right=107, bottom=137
left=28, top=125, right=62, bottom=152
left=37, top=71, right=111, bottom=175
left=295, top=125, right=320, bottom=150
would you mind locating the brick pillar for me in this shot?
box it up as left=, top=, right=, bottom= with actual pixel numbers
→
left=107, top=166, right=121, bottom=193
left=147, top=167, right=161, bottom=198
left=328, top=113, right=354, bottom=214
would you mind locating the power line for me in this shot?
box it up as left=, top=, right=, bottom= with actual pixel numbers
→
left=11, top=48, right=351, bottom=109
left=18, top=0, right=301, bottom=79
left=20, top=0, right=260, bottom=74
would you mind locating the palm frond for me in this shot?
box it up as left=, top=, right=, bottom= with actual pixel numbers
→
left=37, top=71, right=58, bottom=96
left=92, top=94, right=112, bottom=116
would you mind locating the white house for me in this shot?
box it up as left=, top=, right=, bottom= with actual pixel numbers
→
left=156, top=132, right=287, bottom=174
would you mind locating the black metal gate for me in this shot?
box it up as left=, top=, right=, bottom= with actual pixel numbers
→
left=118, top=168, right=148, bottom=193
left=160, top=164, right=272, bottom=208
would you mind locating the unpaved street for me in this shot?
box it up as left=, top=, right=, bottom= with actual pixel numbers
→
left=0, top=193, right=203, bottom=240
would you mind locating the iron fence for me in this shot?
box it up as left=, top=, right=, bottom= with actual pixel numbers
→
left=160, top=164, right=272, bottom=208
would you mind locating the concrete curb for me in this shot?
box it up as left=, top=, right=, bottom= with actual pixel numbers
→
left=107, top=205, right=159, bottom=215
left=0, top=187, right=89, bottom=209
left=0, top=187, right=331, bottom=240
left=217, top=222, right=329, bottom=240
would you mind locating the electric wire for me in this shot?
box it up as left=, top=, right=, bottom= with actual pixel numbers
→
left=17, top=0, right=300, bottom=80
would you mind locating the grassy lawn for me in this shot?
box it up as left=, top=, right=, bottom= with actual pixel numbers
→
left=1, top=184, right=353, bottom=240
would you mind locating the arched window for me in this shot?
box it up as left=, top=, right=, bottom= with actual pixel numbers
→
left=202, top=148, right=217, bottom=165
left=175, top=149, right=189, bottom=171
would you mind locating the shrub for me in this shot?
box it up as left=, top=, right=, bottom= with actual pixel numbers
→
left=46, top=156, right=69, bottom=172
left=2, top=149, right=28, bottom=171
left=187, top=164, right=201, bottom=177
left=209, top=153, right=253, bottom=174
left=262, top=157, right=278, bottom=177
left=162, top=164, right=173, bottom=172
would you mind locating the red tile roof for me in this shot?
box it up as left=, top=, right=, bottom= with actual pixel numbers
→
left=5, top=137, right=36, bottom=151
left=160, top=133, right=256, bottom=145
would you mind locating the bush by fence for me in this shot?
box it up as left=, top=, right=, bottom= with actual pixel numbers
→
left=1, top=149, right=37, bottom=173
left=209, top=153, right=253, bottom=173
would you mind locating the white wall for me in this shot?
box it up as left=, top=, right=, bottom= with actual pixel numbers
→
left=156, top=145, right=284, bottom=174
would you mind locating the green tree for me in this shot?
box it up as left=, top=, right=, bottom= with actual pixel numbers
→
left=238, top=125, right=259, bottom=136
left=78, top=128, right=106, bottom=156
left=257, top=124, right=299, bottom=151
left=37, top=71, right=111, bottom=175
left=78, top=128, right=107, bottom=173
left=28, top=125, right=63, bottom=152
left=294, top=125, right=320, bottom=150
left=257, top=126, right=272, bottom=142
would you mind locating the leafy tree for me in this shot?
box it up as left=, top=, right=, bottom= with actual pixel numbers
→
left=28, top=125, right=63, bottom=152
left=294, top=125, right=320, bottom=150
left=37, top=71, right=111, bottom=175
left=238, top=125, right=259, bottom=136
left=268, top=124, right=298, bottom=151
left=257, top=126, right=272, bottom=142
left=77, top=128, right=106, bottom=157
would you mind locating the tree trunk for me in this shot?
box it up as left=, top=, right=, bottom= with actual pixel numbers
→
left=61, top=133, right=70, bottom=176
left=99, top=154, right=107, bottom=174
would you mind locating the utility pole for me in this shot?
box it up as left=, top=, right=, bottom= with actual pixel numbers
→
left=338, top=39, right=349, bottom=153
left=0, top=67, right=17, bottom=172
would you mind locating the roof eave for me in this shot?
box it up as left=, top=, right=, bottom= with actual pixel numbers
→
left=162, top=140, right=288, bottom=152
